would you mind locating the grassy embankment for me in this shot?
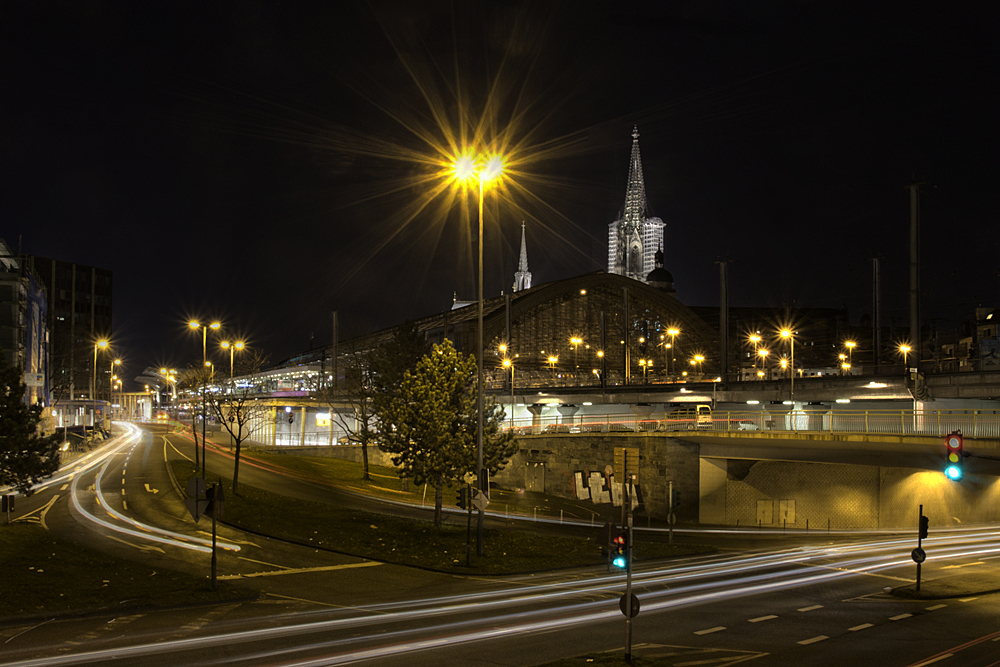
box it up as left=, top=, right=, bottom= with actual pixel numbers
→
left=174, top=449, right=710, bottom=574
left=0, top=523, right=249, bottom=618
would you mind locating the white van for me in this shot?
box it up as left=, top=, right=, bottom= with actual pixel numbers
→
left=660, top=404, right=713, bottom=431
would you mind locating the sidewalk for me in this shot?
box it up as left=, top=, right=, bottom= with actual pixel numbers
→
left=892, top=564, right=1000, bottom=600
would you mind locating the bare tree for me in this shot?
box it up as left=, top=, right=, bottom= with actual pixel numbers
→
left=207, top=350, right=270, bottom=495
left=315, top=343, right=378, bottom=481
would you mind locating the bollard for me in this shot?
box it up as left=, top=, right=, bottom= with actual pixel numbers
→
left=828, top=518, right=830, bottom=533
left=534, top=507, right=537, bottom=521
left=758, top=519, right=761, bottom=532
left=806, top=518, right=809, bottom=533
left=783, top=519, right=786, bottom=534
left=560, top=509, right=563, bottom=524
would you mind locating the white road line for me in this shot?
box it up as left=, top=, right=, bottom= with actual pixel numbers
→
left=941, top=561, right=984, bottom=570
left=797, top=605, right=823, bottom=612
left=748, top=615, right=777, bottom=623
left=992, top=636, right=1000, bottom=642
left=123, top=500, right=128, bottom=510
left=238, top=557, right=291, bottom=569
left=959, top=597, right=978, bottom=602
left=849, top=623, right=873, bottom=631
left=694, top=626, right=726, bottom=635
left=912, top=655, right=953, bottom=666
left=218, top=561, right=384, bottom=580
left=925, top=604, right=947, bottom=611
left=798, top=635, right=828, bottom=645
left=889, top=613, right=912, bottom=621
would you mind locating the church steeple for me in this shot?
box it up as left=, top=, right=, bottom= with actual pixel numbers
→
left=513, top=222, right=532, bottom=292
left=614, top=125, right=649, bottom=280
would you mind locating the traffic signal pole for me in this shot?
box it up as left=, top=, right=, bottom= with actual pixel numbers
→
left=466, top=483, right=472, bottom=567
left=624, top=475, right=634, bottom=662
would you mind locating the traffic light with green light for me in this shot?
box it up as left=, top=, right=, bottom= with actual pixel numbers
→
left=944, top=431, right=964, bottom=481
left=612, top=531, right=628, bottom=569
left=455, top=487, right=468, bottom=510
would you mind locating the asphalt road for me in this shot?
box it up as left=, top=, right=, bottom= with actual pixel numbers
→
left=3, top=423, right=1000, bottom=667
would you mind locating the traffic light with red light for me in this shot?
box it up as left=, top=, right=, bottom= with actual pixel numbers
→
left=455, top=487, right=468, bottom=510
left=612, top=531, right=628, bottom=569
left=945, top=431, right=964, bottom=481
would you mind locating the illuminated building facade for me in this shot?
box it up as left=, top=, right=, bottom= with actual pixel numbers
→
left=24, top=255, right=114, bottom=401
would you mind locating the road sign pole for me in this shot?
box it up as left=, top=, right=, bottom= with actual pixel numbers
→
left=916, top=504, right=922, bottom=592
left=211, top=483, right=218, bottom=589
left=668, top=480, right=674, bottom=546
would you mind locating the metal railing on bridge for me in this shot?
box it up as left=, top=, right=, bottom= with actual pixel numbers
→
left=506, top=409, right=1000, bottom=439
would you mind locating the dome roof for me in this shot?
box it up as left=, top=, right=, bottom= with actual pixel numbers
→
left=646, top=267, right=674, bottom=284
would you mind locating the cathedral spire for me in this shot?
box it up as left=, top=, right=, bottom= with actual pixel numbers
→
left=614, top=125, right=648, bottom=279
left=513, top=222, right=532, bottom=292
left=624, top=125, right=648, bottom=227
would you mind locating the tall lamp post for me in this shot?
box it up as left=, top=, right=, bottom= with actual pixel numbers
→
left=758, top=348, right=769, bottom=380
left=453, top=151, right=504, bottom=558
left=667, top=328, right=680, bottom=379
left=220, top=340, right=245, bottom=384
left=748, top=334, right=761, bottom=380
left=502, top=358, right=513, bottom=431
left=190, top=320, right=221, bottom=478
left=109, top=358, right=121, bottom=419
left=220, top=340, right=244, bottom=451
left=780, top=329, right=795, bottom=404
left=899, top=344, right=911, bottom=371
left=570, top=337, right=583, bottom=374
left=845, top=340, right=856, bottom=368
left=92, top=339, right=109, bottom=440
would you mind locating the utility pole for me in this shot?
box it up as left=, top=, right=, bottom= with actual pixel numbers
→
left=332, top=311, right=338, bottom=392
left=871, top=255, right=882, bottom=371
left=906, top=180, right=927, bottom=372
left=716, top=259, right=730, bottom=382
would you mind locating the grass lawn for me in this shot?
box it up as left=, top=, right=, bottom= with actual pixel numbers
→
left=173, top=458, right=709, bottom=575
left=0, top=523, right=250, bottom=618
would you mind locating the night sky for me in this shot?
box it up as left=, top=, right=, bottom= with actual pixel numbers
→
left=3, top=2, right=997, bottom=385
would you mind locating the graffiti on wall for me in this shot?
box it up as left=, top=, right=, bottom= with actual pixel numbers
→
left=574, top=470, right=641, bottom=509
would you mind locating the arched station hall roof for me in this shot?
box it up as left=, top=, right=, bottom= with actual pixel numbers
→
left=286, top=271, right=719, bottom=378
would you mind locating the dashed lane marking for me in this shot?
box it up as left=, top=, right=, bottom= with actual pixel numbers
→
left=959, top=597, right=978, bottom=602
left=925, top=604, right=947, bottom=611
left=911, top=655, right=953, bottom=666
left=849, top=623, right=874, bottom=631
left=798, top=636, right=828, bottom=645
left=60, top=484, right=68, bottom=491
left=890, top=613, right=913, bottom=621
left=748, top=615, right=777, bottom=623
left=797, top=605, right=823, bottom=612
left=694, top=626, right=726, bottom=635
left=169, top=603, right=241, bottom=639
